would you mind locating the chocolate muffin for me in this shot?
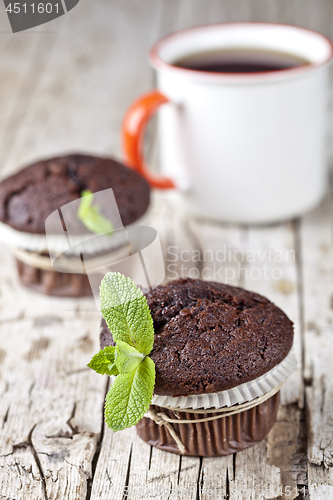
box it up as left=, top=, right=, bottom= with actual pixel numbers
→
left=0, top=154, right=150, bottom=296
left=0, top=154, right=150, bottom=234
left=100, top=278, right=293, bottom=395
left=100, top=278, right=296, bottom=456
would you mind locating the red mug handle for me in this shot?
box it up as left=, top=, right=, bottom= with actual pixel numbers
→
left=121, top=90, right=176, bottom=189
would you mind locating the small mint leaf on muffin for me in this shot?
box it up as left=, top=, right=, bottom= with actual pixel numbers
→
left=115, top=341, right=145, bottom=373
left=105, top=356, right=155, bottom=431
left=100, top=272, right=154, bottom=355
left=88, top=272, right=156, bottom=432
left=78, top=190, right=113, bottom=235
left=87, top=346, right=119, bottom=376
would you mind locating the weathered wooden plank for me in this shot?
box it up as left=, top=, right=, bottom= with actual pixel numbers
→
left=0, top=245, right=97, bottom=322
left=240, top=223, right=302, bottom=406
left=145, top=447, right=184, bottom=498
left=200, top=455, right=232, bottom=500
left=301, top=184, right=333, bottom=498
left=243, top=223, right=306, bottom=498
left=189, top=219, right=302, bottom=403
left=83, top=1, right=194, bottom=497
left=1, top=0, right=333, bottom=498
left=1, top=0, right=165, bottom=178
left=91, top=410, right=201, bottom=500
left=187, top=218, right=248, bottom=287
left=89, top=425, right=134, bottom=500
left=189, top=217, right=303, bottom=499
left=0, top=3, right=64, bottom=177
left=0, top=293, right=106, bottom=499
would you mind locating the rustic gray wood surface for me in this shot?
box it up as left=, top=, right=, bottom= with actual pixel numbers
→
left=0, top=0, right=332, bottom=498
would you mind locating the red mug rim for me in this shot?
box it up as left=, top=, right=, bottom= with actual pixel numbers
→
left=149, top=22, right=333, bottom=82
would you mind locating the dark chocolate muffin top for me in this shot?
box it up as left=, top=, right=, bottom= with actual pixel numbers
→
left=0, top=154, right=150, bottom=234
left=100, top=278, right=294, bottom=397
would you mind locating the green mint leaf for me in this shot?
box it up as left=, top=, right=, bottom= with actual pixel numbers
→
left=105, top=356, right=155, bottom=431
left=78, top=190, right=94, bottom=219
left=100, top=272, right=154, bottom=355
left=87, top=346, right=119, bottom=376
left=78, top=190, right=113, bottom=235
left=115, top=340, right=145, bottom=373
left=81, top=189, right=93, bottom=200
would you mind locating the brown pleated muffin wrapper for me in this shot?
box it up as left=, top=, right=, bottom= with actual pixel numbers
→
left=15, top=258, right=93, bottom=297
left=136, top=392, right=280, bottom=457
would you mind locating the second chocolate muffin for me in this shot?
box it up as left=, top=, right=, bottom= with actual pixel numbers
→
left=0, top=154, right=150, bottom=296
left=0, top=153, right=150, bottom=234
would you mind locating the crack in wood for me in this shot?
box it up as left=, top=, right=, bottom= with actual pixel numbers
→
left=27, top=382, right=36, bottom=411
left=147, top=468, right=180, bottom=483
left=14, top=462, right=22, bottom=490
left=28, top=382, right=35, bottom=397
left=167, top=482, right=173, bottom=500
left=45, top=404, right=82, bottom=440
left=320, top=376, right=326, bottom=415
left=105, top=468, right=112, bottom=486
left=2, top=406, right=9, bottom=429
left=225, top=467, right=230, bottom=500
left=196, top=457, right=203, bottom=500
left=39, top=450, right=70, bottom=462
left=177, top=455, right=182, bottom=485
left=122, top=444, right=133, bottom=500
left=148, top=445, right=153, bottom=471
left=232, top=453, right=236, bottom=481
left=86, top=378, right=109, bottom=500
left=64, top=458, right=91, bottom=479
left=66, top=403, right=79, bottom=437
left=66, top=367, right=90, bottom=377
left=199, top=463, right=204, bottom=499
left=294, top=406, right=309, bottom=498
left=23, top=424, right=48, bottom=500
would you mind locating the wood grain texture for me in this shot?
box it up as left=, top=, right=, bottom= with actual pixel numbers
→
left=301, top=184, right=333, bottom=498
left=0, top=0, right=332, bottom=498
left=0, top=249, right=106, bottom=499
left=186, top=217, right=304, bottom=499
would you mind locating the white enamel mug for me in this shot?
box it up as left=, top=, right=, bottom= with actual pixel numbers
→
left=122, top=23, right=333, bottom=223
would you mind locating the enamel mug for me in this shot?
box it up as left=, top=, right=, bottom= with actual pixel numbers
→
left=122, top=23, right=333, bottom=223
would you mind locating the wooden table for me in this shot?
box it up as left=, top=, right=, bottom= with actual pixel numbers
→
left=0, top=1, right=332, bottom=498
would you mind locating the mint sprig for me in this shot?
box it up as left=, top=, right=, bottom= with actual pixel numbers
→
left=115, top=341, right=145, bottom=373
left=87, top=346, right=119, bottom=376
left=100, top=272, right=154, bottom=355
left=87, top=272, right=156, bottom=432
left=105, top=356, right=155, bottom=431
left=78, top=190, right=113, bottom=235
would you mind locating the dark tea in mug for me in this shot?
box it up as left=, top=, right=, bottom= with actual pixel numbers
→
left=173, top=48, right=310, bottom=73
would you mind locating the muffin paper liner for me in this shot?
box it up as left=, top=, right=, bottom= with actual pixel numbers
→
left=12, top=244, right=131, bottom=273
left=0, top=212, right=149, bottom=255
left=137, top=392, right=280, bottom=457
left=151, top=347, right=297, bottom=410
left=138, top=352, right=294, bottom=456
left=15, top=258, right=93, bottom=297
left=0, top=221, right=120, bottom=254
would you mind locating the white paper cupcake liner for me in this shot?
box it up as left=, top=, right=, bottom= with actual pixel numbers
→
left=0, top=212, right=149, bottom=256
left=151, top=347, right=297, bottom=410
